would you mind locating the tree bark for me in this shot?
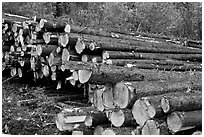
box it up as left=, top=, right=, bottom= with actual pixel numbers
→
left=161, top=92, right=202, bottom=113
left=103, top=51, right=202, bottom=62
left=84, top=111, right=109, bottom=127
left=167, top=110, right=202, bottom=133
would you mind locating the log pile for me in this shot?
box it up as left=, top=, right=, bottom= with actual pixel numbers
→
left=2, top=13, right=202, bottom=135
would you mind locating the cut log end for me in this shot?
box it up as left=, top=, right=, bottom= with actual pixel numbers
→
left=64, top=24, right=71, bottom=33
left=93, top=126, right=105, bottom=135
left=142, top=120, right=160, bottom=135
left=113, top=82, right=132, bottom=108
left=89, top=42, right=96, bottom=51
left=102, top=51, right=109, bottom=60
left=167, top=112, right=183, bottom=133
left=160, top=97, right=170, bottom=113
left=75, top=38, right=85, bottom=54
left=84, top=115, right=92, bottom=127
left=78, top=69, right=92, bottom=84
left=110, top=110, right=124, bottom=127
left=132, top=98, right=150, bottom=126
left=102, top=129, right=115, bottom=135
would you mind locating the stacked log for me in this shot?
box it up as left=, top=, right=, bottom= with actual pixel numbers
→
left=2, top=13, right=202, bottom=135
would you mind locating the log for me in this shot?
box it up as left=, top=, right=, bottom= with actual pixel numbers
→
left=81, top=54, right=101, bottom=63
left=36, top=44, right=58, bottom=57
left=55, top=107, right=94, bottom=131
left=93, top=86, right=105, bottom=111
left=110, top=109, right=137, bottom=127
left=161, top=92, right=202, bottom=113
left=63, top=61, right=202, bottom=84
left=142, top=119, right=170, bottom=135
left=131, top=126, right=143, bottom=135
left=90, top=41, right=201, bottom=54
left=103, top=51, right=202, bottom=62
left=113, top=79, right=201, bottom=109
left=39, top=19, right=70, bottom=33
left=64, top=61, right=144, bottom=84
left=105, top=59, right=193, bottom=66
left=105, top=59, right=202, bottom=71
left=72, top=125, right=93, bottom=135
left=102, top=127, right=135, bottom=135
left=84, top=111, right=109, bottom=127
left=167, top=110, right=202, bottom=133
left=102, top=84, right=115, bottom=109
left=93, top=124, right=110, bottom=135
left=132, top=94, right=166, bottom=127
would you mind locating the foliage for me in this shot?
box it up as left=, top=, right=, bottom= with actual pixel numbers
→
left=2, top=2, right=202, bottom=40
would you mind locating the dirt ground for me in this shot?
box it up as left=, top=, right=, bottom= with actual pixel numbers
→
left=2, top=73, right=89, bottom=135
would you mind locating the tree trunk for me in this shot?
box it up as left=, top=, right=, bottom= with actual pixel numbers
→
left=110, top=109, right=137, bottom=127
left=72, top=125, right=94, bottom=135
left=142, top=118, right=170, bottom=135
left=36, top=44, right=58, bottom=57
left=167, top=110, right=202, bottom=133
left=161, top=92, right=202, bottom=113
left=113, top=79, right=201, bottom=109
left=103, top=51, right=202, bottom=62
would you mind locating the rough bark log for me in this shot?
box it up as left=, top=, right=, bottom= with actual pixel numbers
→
left=39, top=19, right=70, bottom=33
left=161, top=92, right=202, bottom=113
left=113, top=79, right=201, bottom=109
left=105, top=59, right=192, bottom=66
left=142, top=119, right=170, bottom=135
left=110, top=109, right=136, bottom=127
left=102, top=127, right=135, bottom=135
left=105, top=59, right=202, bottom=71
left=85, top=111, right=109, bottom=127
left=103, top=51, right=202, bottom=62
left=63, top=61, right=202, bottom=84
left=90, top=41, right=201, bottom=54
left=36, top=44, right=58, bottom=57
left=167, top=110, right=202, bottom=133
left=63, top=61, right=144, bottom=84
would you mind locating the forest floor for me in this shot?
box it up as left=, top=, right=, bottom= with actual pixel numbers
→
left=2, top=72, right=89, bottom=135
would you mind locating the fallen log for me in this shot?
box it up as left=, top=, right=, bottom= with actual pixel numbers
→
left=167, top=110, right=202, bottom=133
left=93, top=86, right=105, bottom=111
left=113, top=79, right=201, bottom=109
left=142, top=119, right=170, bottom=135
left=161, top=92, right=202, bottom=113
left=103, top=51, right=202, bottom=62
left=110, top=109, right=137, bottom=127
left=102, top=127, right=135, bottom=135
